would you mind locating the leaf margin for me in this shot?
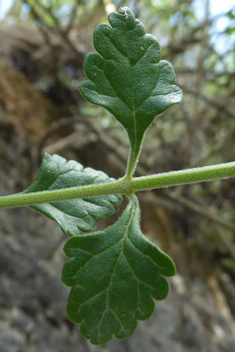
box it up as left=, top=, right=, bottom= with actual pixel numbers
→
left=62, top=194, right=176, bottom=345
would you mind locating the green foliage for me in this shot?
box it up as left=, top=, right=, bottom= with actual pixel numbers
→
left=1, top=2, right=235, bottom=347
left=4, top=4, right=235, bottom=346
left=54, top=8, right=181, bottom=341
left=62, top=195, right=176, bottom=345
left=24, top=153, right=122, bottom=236
left=80, top=7, right=182, bottom=174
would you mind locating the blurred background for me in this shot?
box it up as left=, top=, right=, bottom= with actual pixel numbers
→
left=0, top=0, right=235, bottom=351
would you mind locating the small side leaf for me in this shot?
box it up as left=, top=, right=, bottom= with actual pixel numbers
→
left=80, top=6, right=183, bottom=165
left=62, top=194, right=176, bottom=345
left=24, top=153, right=122, bottom=236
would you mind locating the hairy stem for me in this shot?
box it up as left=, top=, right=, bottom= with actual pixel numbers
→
left=130, top=161, right=235, bottom=192
left=0, top=161, right=235, bottom=209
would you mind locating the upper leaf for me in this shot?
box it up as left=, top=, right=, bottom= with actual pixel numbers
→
left=24, top=153, right=122, bottom=236
left=62, top=195, right=176, bottom=345
left=79, top=7, right=183, bottom=168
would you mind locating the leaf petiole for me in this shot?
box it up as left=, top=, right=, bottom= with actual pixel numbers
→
left=124, top=145, right=140, bottom=179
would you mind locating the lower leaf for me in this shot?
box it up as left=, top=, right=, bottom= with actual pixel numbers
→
left=62, top=194, right=176, bottom=345
left=24, top=153, right=122, bottom=236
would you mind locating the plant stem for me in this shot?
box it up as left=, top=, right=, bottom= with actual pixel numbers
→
left=0, top=179, right=129, bottom=209
left=0, top=161, right=235, bottom=209
left=130, top=161, right=235, bottom=192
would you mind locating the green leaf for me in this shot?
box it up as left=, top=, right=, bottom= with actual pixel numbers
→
left=226, top=10, right=235, bottom=20
left=62, top=194, right=176, bottom=345
left=225, top=26, right=235, bottom=35
left=24, top=153, right=122, bottom=236
left=79, top=6, right=183, bottom=173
